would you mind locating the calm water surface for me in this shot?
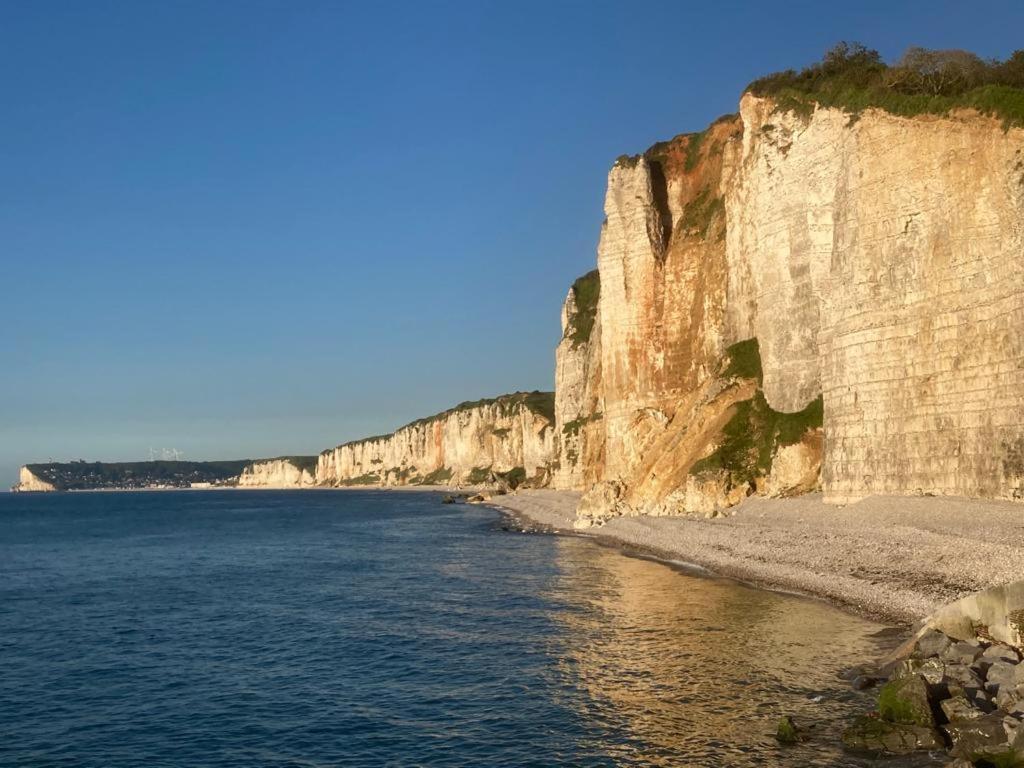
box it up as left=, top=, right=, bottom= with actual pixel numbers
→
left=0, top=490, right=923, bottom=766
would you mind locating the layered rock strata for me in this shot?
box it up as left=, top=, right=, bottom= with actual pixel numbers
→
left=552, top=270, right=604, bottom=489
left=562, top=96, right=1024, bottom=524
left=316, top=392, right=556, bottom=487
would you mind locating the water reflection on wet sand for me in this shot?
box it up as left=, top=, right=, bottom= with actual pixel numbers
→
left=542, top=536, right=921, bottom=767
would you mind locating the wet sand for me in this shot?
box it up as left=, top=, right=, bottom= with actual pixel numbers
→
left=489, top=489, right=1024, bottom=625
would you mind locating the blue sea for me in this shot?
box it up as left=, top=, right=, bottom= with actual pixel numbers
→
left=1, top=490, right=912, bottom=767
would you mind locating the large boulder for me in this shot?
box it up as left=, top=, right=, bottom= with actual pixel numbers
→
left=892, top=657, right=946, bottom=685
left=986, top=661, right=1023, bottom=694
left=878, top=675, right=937, bottom=728
left=945, top=713, right=1011, bottom=759
left=915, top=629, right=954, bottom=659
left=842, top=716, right=943, bottom=755
left=942, top=695, right=987, bottom=722
left=944, top=641, right=985, bottom=667
left=945, top=662, right=986, bottom=690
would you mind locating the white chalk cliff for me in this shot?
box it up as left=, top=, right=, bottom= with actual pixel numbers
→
left=316, top=392, right=556, bottom=487
left=11, top=466, right=58, bottom=493
left=237, top=458, right=317, bottom=488
left=558, top=93, right=1024, bottom=525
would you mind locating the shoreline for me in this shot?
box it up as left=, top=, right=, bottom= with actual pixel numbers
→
left=9, top=484, right=468, bottom=494
left=487, top=489, right=1024, bottom=627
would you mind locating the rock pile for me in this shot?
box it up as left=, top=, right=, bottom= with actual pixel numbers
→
left=842, top=629, right=1024, bottom=765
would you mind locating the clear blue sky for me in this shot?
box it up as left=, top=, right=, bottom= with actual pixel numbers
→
left=2, top=0, right=1022, bottom=487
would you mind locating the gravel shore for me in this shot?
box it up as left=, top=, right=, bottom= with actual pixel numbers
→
left=489, top=490, right=1024, bottom=625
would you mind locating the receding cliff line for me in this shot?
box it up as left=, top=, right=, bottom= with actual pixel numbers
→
left=11, top=460, right=253, bottom=491
left=316, top=391, right=556, bottom=488
left=12, top=394, right=557, bottom=492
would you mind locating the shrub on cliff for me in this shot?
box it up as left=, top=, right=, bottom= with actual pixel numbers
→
left=566, top=270, right=600, bottom=349
left=748, top=42, right=1024, bottom=128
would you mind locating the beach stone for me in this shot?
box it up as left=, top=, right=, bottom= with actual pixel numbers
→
left=851, top=674, right=877, bottom=691
left=945, top=713, right=1010, bottom=759
left=971, top=750, right=1024, bottom=767
left=945, top=641, right=985, bottom=666
left=946, top=662, right=986, bottom=689
left=943, top=760, right=973, bottom=768
left=983, top=644, right=1021, bottom=665
left=996, top=684, right=1023, bottom=711
left=970, top=689, right=998, bottom=714
left=986, top=661, right=1021, bottom=693
left=915, top=629, right=953, bottom=659
left=842, top=715, right=944, bottom=755
left=942, top=695, right=986, bottom=722
left=1005, top=716, right=1022, bottom=743
left=892, top=657, right=945, bottom=685
left=775, top=715, right=805, bottom=744
left=878, top=675, right=937, bottom=727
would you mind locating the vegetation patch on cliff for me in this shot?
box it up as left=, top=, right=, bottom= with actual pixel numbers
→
left=748, top=42, right=1024, bottom=128
left=689, top=392, right=824, bottom=485
left=678, top=189, right=725, bottom=240
left=418, top=467, right=453, bottom=485
left=565, top=270, right=600, bottom=349
left=340, top=472, right=380, bottom=486
left=498, top=466, right=527, bottom=489
left=261, top=455, right=318, bottom=473
left=562, top=412, right=603, bottom=437
left=405, top=391, right=555, bottom=430
left=690, top=339, right=823, bottom=485
left=642, top=115, right=738, bottom=177
left=722, top=338, right=763, bottom=381
left=333, top=391, right=555, bottom=452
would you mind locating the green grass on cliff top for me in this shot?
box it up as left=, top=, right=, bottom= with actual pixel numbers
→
left=747, top=42, right=1024, bottom=129
left=258, top=455, right=318, bottom=473
left=331, top=391, right=555, bottom=451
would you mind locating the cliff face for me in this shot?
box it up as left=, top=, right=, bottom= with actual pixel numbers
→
left=727, top=94, right=1024, bottom=503
left=237, top=457, right=317, bottom=488
left=316, top=392, right=556, bottom=487
left=552, top=271, right=604, bottom=489
left=564, top=96, right=1024, bottom=524
left=12, top=466, right=58, bottom=492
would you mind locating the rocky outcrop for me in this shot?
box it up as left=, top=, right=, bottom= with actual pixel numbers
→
left=237, top=457, right=317, bottom=488
left=552, top=271, right=604, bottom=490
left=316, top=392, right=556, bottom=488
left=11, top=466, right=58, bottom=492
left=842, top=628, right=1024, bottom=760
left=561, top=93, right=1024, bottom=524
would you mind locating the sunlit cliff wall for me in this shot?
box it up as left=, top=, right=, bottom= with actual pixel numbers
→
left=11, top=466, right=58, bottom=493
left=316, top=392, right=556, bottom=487
left=728, top=94, right=1024, bottom=504
left=562, top=96, right=1024, bottom=524
left=237, top=458, right=317, bottom=488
